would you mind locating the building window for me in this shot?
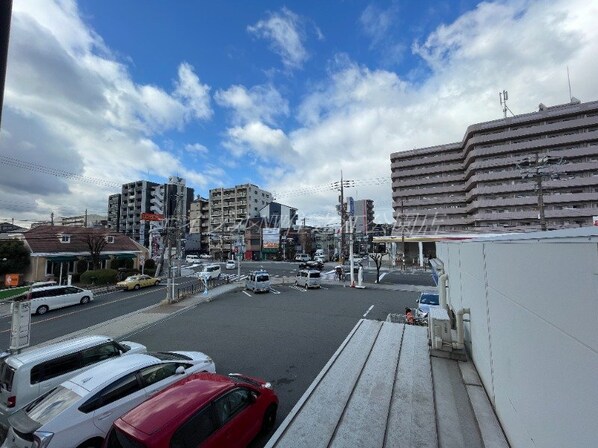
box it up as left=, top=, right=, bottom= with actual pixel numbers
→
left=105, top=236, right=115, bottom=244
left=60, top=235, right=71, bottom=243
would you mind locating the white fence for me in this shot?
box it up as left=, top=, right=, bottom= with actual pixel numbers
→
left=436, top=228, right=598, bottom=448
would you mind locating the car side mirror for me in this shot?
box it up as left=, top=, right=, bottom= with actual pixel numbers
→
left=416, top=298, right=420, bottom=304
left=249, top=392, right=258, bottom=403
left=175, top=366, right=186, bottom=375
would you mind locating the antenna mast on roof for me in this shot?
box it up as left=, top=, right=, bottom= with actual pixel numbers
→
left=567, top=66, right=572, bottom=101
left=499, top=90, right=515, bottom=118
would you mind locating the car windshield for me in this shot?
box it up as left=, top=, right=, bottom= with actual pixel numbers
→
left=150, top=351, right=192, bottom=361
left=27, top=386, right=82, bottom=425
left=124, top=276, right=137, bottom=282
left=256, top=275, right=269, bottom=282
left=420, top=294, right=439, bottom=305
left=0, top=360, right=15, bottom=391
left=309, top=272, right=321, bottom=278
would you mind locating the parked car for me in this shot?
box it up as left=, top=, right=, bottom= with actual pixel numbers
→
left=199, top=254, right=211, bottom=259
left=0, top=336, right=146, bottom=429
left=103, top=372, right=278, bottom=448
left=416, top=292, right=440, bottom=317
left=245, top=270, right=270, bottom=293
left=185, top=255, right=200, bottom=263
left=295, top=270, right=322, bottom=289
left=2, top=351, right=216, bottom=448
left=18, top=285, right=94, bottom=315
left=225, top=259, right=236, bottom=270
left=116, top=275, right=161, bottom=291
left=195, top=264, right=222, bottom=280
left=30, top=281, right=57, bottom=289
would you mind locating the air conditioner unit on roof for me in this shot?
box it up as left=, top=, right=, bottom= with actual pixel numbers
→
left=429, top=307, right=452, bottom=351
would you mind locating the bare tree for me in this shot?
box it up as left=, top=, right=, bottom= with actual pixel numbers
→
left=369, top=250, right=388, bottom=283
left=86, top=234, right=108, bottom=269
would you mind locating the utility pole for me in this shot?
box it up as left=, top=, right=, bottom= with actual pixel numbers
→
left=331, top=172, right=354, bottom=261
left=517, top=154, right=565, bottom=231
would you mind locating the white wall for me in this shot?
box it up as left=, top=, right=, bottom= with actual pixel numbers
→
left=437, top=230, right=598, bottom=448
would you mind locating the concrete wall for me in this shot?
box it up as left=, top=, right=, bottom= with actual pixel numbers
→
left=437, top=229, right=598, bottom=448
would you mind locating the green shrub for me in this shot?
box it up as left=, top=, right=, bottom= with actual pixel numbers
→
left=80, top=269, right=118, bottom=285
left=143, top=258, right=156, bottom=269
left=143, top=268, right=156, bottom=277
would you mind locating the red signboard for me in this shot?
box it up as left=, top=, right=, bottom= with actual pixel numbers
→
left=141, top=213, right=164, bottom=221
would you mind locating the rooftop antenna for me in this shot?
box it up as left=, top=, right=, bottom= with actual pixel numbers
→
left=567, top=66, right=572, bottom=101
left=499, top=90, right=515, bottom=118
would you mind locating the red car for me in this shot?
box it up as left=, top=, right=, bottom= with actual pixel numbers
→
left=103, top=372, right=278, bottom=448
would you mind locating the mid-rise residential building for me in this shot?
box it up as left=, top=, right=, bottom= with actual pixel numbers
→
left=390, top=98, right=598, bottom=233
left=351, top=199, right=374, bottom=235
left=107, top=178, right=194, bottom=250
left=188, top=196, right=209, bottom=253
left=208, top=184, right=272, bottom=258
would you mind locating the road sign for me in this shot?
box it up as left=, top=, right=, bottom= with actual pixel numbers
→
left=139, top=255, right=146, bottom=265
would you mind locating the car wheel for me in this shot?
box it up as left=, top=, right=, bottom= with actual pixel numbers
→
left=262, top=404, right=277, bottom=434
left=76, top=438, right=102, bottom=448
left=36, top=305, right=49, bottom=315
left=80, top=296, right=90, bottom=305
left=154, top=280, right=160, bottom=286
left=134, top=284, right=141, bottom=290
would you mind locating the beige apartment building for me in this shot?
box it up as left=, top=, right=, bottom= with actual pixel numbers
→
left=390, top=99, right=598, bottom=233
left=208, top=184, right=272, bottom=258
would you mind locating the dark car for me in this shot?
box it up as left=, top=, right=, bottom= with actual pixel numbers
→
left=299, top=260, right=323, bottom=270
left=103, top=372, right=278, bottom=448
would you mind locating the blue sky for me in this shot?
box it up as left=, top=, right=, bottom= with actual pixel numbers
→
left=1, top=0, right=597, bottom=227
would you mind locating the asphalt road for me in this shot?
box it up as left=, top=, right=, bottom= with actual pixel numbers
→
left=122, top=283, right=420, bottom=447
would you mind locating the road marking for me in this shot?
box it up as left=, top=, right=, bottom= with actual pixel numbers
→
left=242, top=291, right=252, bottom=297
left=289, top=285, right=306, bottom=292
left=270, top=288, right=281, bottom=295
left=363, top=305, right=374, bottom=318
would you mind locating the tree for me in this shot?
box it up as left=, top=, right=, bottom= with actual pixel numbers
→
left=86, top=234, right=108, bottom=269
left=0, top=240, right=30, bottom=275
left=369, top=250, right=388, bottom=284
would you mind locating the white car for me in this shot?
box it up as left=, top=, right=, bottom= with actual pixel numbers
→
left=225, top=259, right=236, bottom=270
left=185, top=255, right=200, bottom=263
left=194, top=264, right=221, bottom=280
left=2, top=351, right=215, bottom=448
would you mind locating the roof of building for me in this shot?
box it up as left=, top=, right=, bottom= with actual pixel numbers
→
left=24, top=225, right=139, bottom=255
left=267, top=319, right=508, bottom=448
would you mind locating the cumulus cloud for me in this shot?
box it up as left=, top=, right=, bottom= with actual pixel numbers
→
left=223, top=122, right=295, bottom=161
left=215, top=84, right=289, bottom=126
left=0, top=0, right=214, bottom=221
left=247, top=7, right=308, bottom=70
left=263, top=0, right=598, bottom=225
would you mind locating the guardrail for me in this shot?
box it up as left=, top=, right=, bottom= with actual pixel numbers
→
left=175, top=275, right=234, bottom=302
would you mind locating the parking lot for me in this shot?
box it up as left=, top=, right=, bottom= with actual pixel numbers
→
left=122, top=283, right=419, bottom=447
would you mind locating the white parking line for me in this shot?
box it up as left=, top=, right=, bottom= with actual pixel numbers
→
left=363, top=305, right=374, bottom=318
left=270, top=288, right=281, bottom=295
left=242, top=291, right=252, bottom=297
left=289, top=285, right=307, bottom=292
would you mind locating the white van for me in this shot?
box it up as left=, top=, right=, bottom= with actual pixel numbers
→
left=245, top=270, right=271, bottom=293
left=0, top=335, right=146, bottom=427
left=296, top=269, right=322, bottom=289
left=295, top=253, right=310, bottom=262
left=22, top=285, right=94, bottom=315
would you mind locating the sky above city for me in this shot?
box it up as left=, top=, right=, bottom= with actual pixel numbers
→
left=0, top=0, right=597, bottom=228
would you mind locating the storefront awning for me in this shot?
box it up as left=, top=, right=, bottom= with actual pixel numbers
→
left=113, top=253, right=137, bottom=260
left=45, top=255, right=78, bottom=262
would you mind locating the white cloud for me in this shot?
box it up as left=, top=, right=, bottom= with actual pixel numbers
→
left=263, top=0, right=598, bottom=225
left=185, top=143, right=209, bottom=155
left=0, top=0, right=215, bottom=222
left=223, top=122, right=295, bottom=161
left=247, top=7, right=308, bottom=70
left=215, top=84, right=289, bottom=126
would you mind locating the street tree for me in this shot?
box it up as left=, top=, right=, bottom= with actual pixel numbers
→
left=369, top=250, right=388, bottom=283
left=0, top=239, right=30, bottom=275
left=86, top=233, right=108, bottom=269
